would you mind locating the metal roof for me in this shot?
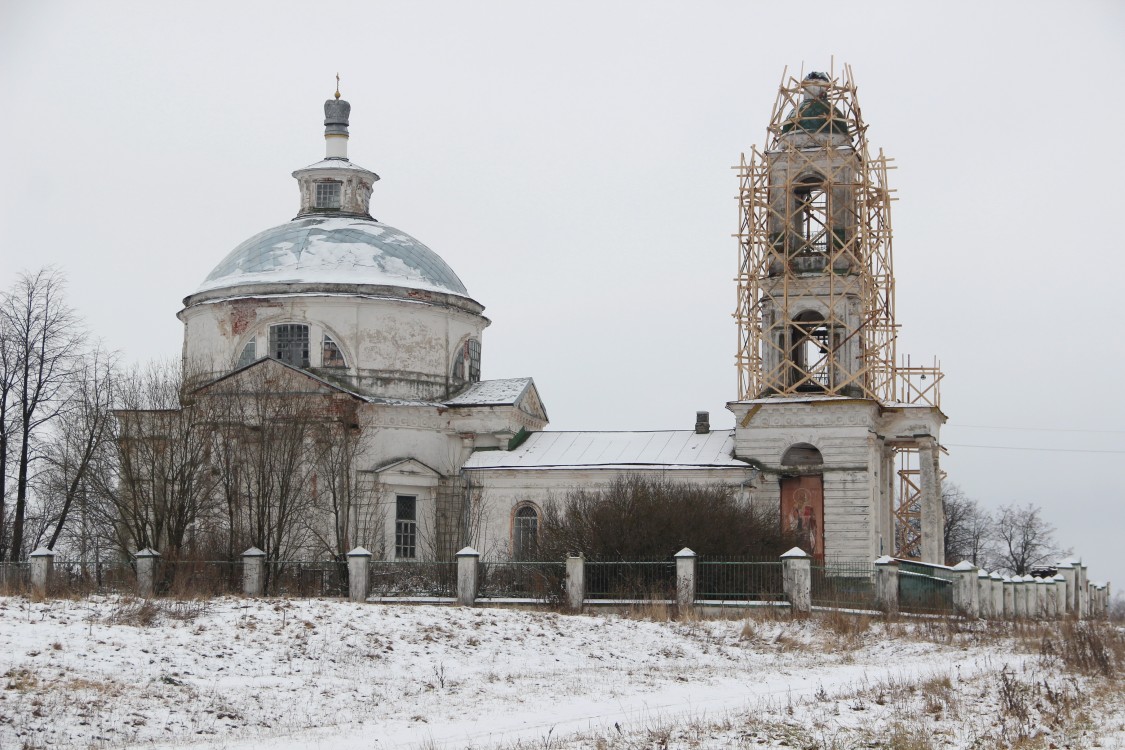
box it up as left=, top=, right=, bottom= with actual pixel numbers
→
left=445, top=378, right=532, bottom=406
left=463, top=429, right=746, bottom=470
left=196, top=216, right=468, bottom=297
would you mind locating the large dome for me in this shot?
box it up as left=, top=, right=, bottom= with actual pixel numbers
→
left=195, top=216, right=469, bottom=297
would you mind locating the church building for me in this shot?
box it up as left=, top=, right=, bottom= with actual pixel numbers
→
left=164, top=69, right=945, bottom=565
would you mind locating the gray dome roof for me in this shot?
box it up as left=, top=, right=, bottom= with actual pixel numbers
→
left=196, top=216, right=469, bottom=297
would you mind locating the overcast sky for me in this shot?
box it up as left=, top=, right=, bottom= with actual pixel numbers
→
left=2, top=0, right=1123, bottom=589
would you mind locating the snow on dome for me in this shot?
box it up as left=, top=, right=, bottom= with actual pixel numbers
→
left=195, top=216, right=469, bottom=297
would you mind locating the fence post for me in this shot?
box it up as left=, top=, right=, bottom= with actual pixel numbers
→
left=990, top=572, right=1003, bottom=619
left=241, top=547, right=266, bottom=597
left=1016, top=576, right=1032, bottom=619
left=874, top=556, right=898, bottom=614
left=674, top=548, right=696, bottom=610
left=565, top=555, right=585, bottom=612
left=1077, top=562, right=1089, bottom=619
left=347, top=547, right=371, bottom=603
left=951, top=561, right=979, bottom=618
left=456, top=547, right=479, bottom=606
left=135, top=548, right=160, bottom=598
left=1002, top=576, right=1015, bottom=619
left=781, top=547, right=811, bottom=615
left=977, top=569, right=991, bottom=618
left=29, top=547, right=55, bottom=598
left=1056, top=561, right=1076, bottom=615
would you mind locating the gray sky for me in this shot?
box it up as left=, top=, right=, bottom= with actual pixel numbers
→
left=2, top=0, right=1123, bottom=588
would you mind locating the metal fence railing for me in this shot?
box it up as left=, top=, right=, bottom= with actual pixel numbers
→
left=155, top=560, right=244, bottom=597
left=478, top=561, right=566, bottom=601
left=810, top=561, right=877, bottom=610
left=368, top=560, right=456, bottom=598
left=696, top=559, right=785, bottom=602
left=51, top=560, right=135, bottom=596
left=0, top=562, right=30, bottom=594
left=585, top=560, right=676, bottom=601
left=263, top=560, right=348, bottom=598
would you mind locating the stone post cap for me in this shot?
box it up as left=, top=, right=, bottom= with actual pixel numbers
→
left=1052, top=574, right=1066, bottom=582
left=990, top=572, right=1003, bottom=580
left=455, top=547, right=479, bottom=558
left=29, top=547, right=56, bottom=557
left=953, top=561, right=976, bottom=571
left=346, top=547, right=373, bottom=558
left=874, top=555, right=897, bottom=565
left=566, top=552, right=585, bottom=560
left=1036, top=577, right=1049, bottom=584
left=674, top=547, right=697, bottom=558
left=780, top=547, right=810, bottom=559
left=977, top=568, right=990, bottom=577
left=1003, top=576, right=1014, bottom=583
left=1059, top=557, right=1081, bottom=567
left=134, top=548, right=161, bottom=558
left=241, top=547, right=266, bottom=558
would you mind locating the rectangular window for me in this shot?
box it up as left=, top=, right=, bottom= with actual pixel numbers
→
left=315, top=182, right=342, bottom=209
left=269, top=324, right=310, bottom=368
left=395, top=495, right=417, bottom=559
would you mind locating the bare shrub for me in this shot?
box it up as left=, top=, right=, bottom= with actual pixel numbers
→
left=536, top=475, right=798, bottom=560
left=1045, top=620, right=1122, bottom=677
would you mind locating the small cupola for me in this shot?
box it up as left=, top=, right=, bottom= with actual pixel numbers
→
left=292, top=77, right=380, bottom=219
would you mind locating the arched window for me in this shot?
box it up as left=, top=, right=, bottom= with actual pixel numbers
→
left=781, top=443, right=824, bottom=466
left=513, top=505, right=539, bottom=560
left=788, top=311, right=831, bottom=390
left=236, top=338, right=257, bottom=368
left=452, top=338, right=482, bottom=384
left=321, top=334, right=346, bottom=368
left=791, top=175, right=829, bottom=256
left=269, top=324, right=310, bottom=368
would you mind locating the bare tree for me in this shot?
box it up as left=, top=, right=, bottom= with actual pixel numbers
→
left=307, top=420, right=380, bottom=561
left=2, top=268, right=83, bottom=560
left=994, top=503, right=1066, bottom=575
left=107, top=359, right=219, bottom=559
left=201, top=365, right=328, bottom=565
left=942, top=483, right=994, bottom=568
left=36, top=345, right=118, bottom=552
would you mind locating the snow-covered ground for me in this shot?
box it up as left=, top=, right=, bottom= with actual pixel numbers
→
left=0, top=596, right=1121, bottom=749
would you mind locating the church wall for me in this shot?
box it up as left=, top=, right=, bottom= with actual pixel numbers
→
left=731, top=399, right=883, bottom=563
left=464, top=466, right=757, bottom=560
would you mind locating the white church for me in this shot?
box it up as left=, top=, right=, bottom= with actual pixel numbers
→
left=172, top=71, right=946, bottom=565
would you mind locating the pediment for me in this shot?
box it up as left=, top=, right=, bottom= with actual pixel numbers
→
left=190, top=357, right=366, bottom=401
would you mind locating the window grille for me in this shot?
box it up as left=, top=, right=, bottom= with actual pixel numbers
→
left=269, top=324, right=310, bottom=368
left=322, top=335, right=345, bottom=368
left=395, top=495, right=417, bottom=559
left=314, top=181, right=342, bottom=209
left=513, top=505, right=538, bottom=560
left=452, top=338, right=482, bottom=383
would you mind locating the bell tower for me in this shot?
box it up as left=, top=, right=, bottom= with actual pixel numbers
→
left=729, top=67, right=947, bottom=564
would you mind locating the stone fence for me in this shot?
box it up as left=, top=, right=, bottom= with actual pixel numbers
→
left=4, top=545, right=1112, bottom=622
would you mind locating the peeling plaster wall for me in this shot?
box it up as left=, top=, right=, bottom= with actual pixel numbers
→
left=180, top=293, right=488, bottom=400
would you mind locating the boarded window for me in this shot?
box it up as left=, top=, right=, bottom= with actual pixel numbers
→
left=269, top=324, right=310, bottom=368
left=395, top=495, right=417, bottom=559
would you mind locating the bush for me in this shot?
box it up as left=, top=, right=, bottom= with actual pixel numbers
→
left=536, top=475, right=797, bottom=560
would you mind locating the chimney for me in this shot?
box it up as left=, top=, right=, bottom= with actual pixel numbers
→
left=695, top=411, right=710, bottom=434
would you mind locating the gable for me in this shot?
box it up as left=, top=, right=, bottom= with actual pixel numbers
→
left=190, top=357, right=366, bottom=401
